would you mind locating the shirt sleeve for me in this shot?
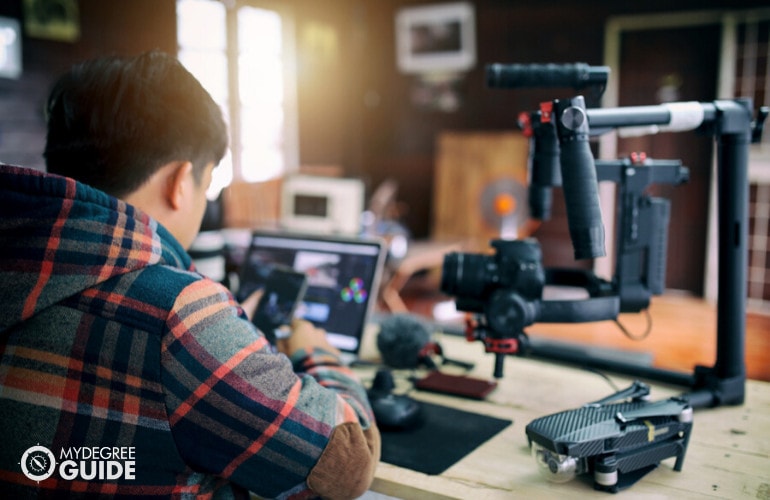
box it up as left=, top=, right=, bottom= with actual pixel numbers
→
left=161, top=278, right=380, bottom=499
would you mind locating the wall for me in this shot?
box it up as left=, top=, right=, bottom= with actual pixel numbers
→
left=1, top=0, right=766, bottom=271
left=0, top=0, right=176, bottom=169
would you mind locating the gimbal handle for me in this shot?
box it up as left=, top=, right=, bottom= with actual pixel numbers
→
left=487, top=62, right=609, bottom=90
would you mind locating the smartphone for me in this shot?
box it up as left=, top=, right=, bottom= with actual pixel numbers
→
left=252, top=267, right=308, bottom=345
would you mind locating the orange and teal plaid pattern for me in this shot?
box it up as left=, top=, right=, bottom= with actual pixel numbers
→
left=0, top=165, right=376, bottom=499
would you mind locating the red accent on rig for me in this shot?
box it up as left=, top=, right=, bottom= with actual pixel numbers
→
left=540, top=101, right=554, bottom=123
left=464, top=317, right=477, bottom=342
left=630, top=151, right=648, bottom=164
left=484, top=337, right=519, bottom=355
left=518, top=111, right=533, bottom=137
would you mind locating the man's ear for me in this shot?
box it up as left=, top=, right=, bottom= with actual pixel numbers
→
left=166, top=161, right=194, bottom=210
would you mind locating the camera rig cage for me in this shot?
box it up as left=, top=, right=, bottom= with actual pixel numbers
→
left=440, top=63, right=768, bottom=410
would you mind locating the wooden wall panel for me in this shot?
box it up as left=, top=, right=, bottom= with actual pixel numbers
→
left=222, top=179, right=283, bottom=229
left=432, top=131, right=534, bottom=251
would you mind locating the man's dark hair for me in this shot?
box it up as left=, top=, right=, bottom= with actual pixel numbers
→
left=44, top=51, right=228, bottom=197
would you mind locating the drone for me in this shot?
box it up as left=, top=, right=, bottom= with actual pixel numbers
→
left=525, top=381, right=693, bottom=493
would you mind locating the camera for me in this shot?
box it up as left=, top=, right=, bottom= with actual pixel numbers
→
left=441, top=238, right=544, bottom=339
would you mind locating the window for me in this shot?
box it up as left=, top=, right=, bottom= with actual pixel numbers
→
left=735, top=16, right=770, bottom=310
left=176, top=0, right=298, bottom=198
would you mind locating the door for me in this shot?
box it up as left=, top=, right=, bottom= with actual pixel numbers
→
left=615, top=24, right=721, bottom=296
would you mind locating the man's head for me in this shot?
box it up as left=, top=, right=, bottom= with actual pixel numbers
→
left=44, top=51, right=228, bottom=248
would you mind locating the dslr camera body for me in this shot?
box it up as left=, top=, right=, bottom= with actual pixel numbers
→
left=441, top=238, right=544, bottom=346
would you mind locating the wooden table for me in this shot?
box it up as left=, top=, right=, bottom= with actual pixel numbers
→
left=356, top=327, right=770, bottom=499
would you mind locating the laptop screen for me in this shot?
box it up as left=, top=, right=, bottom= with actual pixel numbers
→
left=238, top=231, right=386, bottom=355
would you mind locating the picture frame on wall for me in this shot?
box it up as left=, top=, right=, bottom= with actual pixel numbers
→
left=23, top=0, right=80, bottom=43
left=395, top=2, right=476, bottom=75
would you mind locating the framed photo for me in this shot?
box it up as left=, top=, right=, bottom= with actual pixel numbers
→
left=23, top=0, right=80, bottom=42
left=395, top=2, right=476, bottom=74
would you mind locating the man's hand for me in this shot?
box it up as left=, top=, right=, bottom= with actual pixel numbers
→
left=240, top=293, right=338, bottom=357
left=276, top=319, right=340, bottom=358
left=240, top=290, right=263, bottom=321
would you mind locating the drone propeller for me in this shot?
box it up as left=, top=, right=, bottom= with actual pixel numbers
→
left=587, top=380, right=650, bottom=407
left=614, top=398, right=692, bottom=424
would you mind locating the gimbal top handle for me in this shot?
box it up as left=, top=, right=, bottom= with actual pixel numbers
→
left=486, top=62, right=609, bottom=90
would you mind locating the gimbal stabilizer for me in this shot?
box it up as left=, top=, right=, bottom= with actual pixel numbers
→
left=581, top=97, right=762, bottom=409
left=442, top=62, right=768, bottom=409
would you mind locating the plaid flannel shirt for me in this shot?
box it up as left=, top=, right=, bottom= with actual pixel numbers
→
left=0, top=165, right=380, bottom=499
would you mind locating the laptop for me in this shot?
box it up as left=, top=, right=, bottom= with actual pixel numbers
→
left=238, top=230, right=387, bottom=363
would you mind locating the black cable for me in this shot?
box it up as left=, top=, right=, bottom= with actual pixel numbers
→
left=578, top=366, right=621, bottom=393
left=613, top=308, right=653, bottom=341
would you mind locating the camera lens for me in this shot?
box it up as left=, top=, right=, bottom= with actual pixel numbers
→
left=440, top=252, right=494, bottom=298
left=531, top=442, right=582, bottom=483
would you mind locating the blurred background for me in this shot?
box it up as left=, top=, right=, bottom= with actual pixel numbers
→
left=0, top=0, right=768, bottom=377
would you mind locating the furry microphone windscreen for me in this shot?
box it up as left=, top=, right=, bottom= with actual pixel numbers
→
left=376, top=313, right=432, bottom=369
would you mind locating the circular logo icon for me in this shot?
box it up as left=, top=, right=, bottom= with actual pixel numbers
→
left=20, top=445, right=56, bottom=482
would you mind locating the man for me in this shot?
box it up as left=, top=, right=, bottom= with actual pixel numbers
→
left=0, top=51, right=380, bottom=499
